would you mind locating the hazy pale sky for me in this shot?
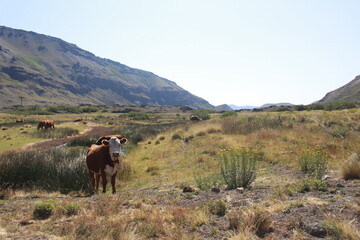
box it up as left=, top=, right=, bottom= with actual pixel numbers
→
left=1, top=0, right=360, bottom=106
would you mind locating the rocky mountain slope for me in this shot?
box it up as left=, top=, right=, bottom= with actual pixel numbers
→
left=318, top=75, right=360, bottom=103
left=0, top=26, right=213, bottom=109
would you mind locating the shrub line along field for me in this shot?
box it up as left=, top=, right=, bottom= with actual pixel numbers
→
left=0, top=106, right=360, bottom=239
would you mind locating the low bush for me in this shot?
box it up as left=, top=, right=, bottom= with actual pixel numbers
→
left=68, top=137, right=98, bottom=147
left=120, top=112, right=149, bottom=120
left=0, top=148, right=90, bottom=193
left=33, top=200, right=55, bottom=219
left=196, top=131, right=206, bottom=137
left=220, top=148, right=262, bottom=189
left=194, top=173, right=224, bottom=190
left=327, top=126, right=350, bottom=138
left=220, top=111, right=237, bottom=118
left=342, top=153, right=360, bottom=180
left=31, top=127, right=79, bottom=139
left=296, top=178, right=328, bottom=193
left=172, top=133, right=182, bottom=140
left=192, top=109, right=215, bottom=120
left=64, top=203, right=81, bottom=217
left=299, top=146, right=328, bottom=179
left=208, top=200, right=227, bottom=216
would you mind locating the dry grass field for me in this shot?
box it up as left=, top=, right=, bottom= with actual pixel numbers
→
left=0, top=107, right=359, bottom=239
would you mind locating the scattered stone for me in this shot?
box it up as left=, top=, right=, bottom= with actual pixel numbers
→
left=329, top=188, right=337, bottom=194
left=322, top=175, right=330, bottom=180
left=305, top=222, right=327, bottom=238
left=211, top=188, right=220, bottom=193
left=183, top=186, right=195, bottom=193
left=19, top=219, right=33, bottom=226
left=336, top=183, right=345, bottom=188
left=236, top=187, right=244, bottom=193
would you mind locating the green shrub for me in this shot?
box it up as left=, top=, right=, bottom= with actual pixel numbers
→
left=220, top=148, right=262, bottom=189
left=8, top=106, right=54, bottom=115
left=299, top=146, right=328, bottom=179
left=192, top=109, right=215, bottom=120
left=294, top=105, right=308, bottom=111
left=121, top=112, right=149, bottom=120
left=296, top=179, right=327, bottom=193
left=64, top=203, right=81, bottom=217
left=33, top=200, right=55, bottom=219
left=220, top=111, right=237, bottom=118
left=209, top=200, right=227, bottom=216
left=196, top=131, right=206, bottom=137
left=194, top=173, right=224, bottom=190
left=172, top=133, right=182, bottom=140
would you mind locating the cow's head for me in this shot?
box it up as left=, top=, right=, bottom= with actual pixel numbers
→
left=102, top=136, right=128, bottom=160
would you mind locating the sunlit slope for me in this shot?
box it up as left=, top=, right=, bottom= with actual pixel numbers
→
left=0, top=26, right=213, bottom=109
left=318, top=75, right=360, bottom=103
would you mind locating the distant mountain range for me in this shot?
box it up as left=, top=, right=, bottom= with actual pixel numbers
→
left=0, top=26, right=213, bottom=109
left=318, top=75, right=360, bottom=103
left=228, top=104, right=257, bottom=110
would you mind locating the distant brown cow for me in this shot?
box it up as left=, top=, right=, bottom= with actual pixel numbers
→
left=37, top=120, right=55, bottom=130
left=86, top=135, right=128, bottom=194
left=189, top=115, right=202, bottom=122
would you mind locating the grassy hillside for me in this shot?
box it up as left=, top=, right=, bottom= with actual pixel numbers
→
left=0, top=109, right=360, bottom=239
left=318, top=75, right=360, bottom=103
left=0, top=26, right=213, bottom=109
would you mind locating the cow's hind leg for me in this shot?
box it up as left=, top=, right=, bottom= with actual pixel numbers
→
left=111, top=172, right=117, bottom=194
left=95, top=174, right=101, bottom=193
left=89, top=172, right=96, bottom=194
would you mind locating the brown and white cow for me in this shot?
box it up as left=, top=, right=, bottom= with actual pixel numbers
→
left=189, top=115, right=202, bottom=122
left=86, top=135, right=128, bottom=194
left=37, top=120, right=55, bottom=130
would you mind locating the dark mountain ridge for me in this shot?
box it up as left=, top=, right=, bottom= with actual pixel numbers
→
left=0, top=26, right=213, bottom=109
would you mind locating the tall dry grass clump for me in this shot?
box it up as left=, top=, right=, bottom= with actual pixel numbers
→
left=220, top=148, right=262, bottom=189
left=299, top=146, right=328, bottom=179
left=322, top=217, right=360, bottom=240
left=0, top=148, right=90, bottom=193
left=221, top=114, right=286, bottom=135
left=228, top=206, right=273, bottom=238
left=342, top=153, right=360, bottom=180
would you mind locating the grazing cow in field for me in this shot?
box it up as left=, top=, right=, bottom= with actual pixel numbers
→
left=37, top=120, right=55, bottom=130
left=189, top=115, right=202, bottom=122
left=86, top=135, right=128, bottom=194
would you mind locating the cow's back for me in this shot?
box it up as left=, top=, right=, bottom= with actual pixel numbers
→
left=86, top=144, right=109, bottom=173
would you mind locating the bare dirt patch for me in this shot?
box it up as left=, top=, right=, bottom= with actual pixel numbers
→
left=22, top=122, right=114, bottom=150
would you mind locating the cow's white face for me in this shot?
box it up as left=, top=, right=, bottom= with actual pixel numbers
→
left=109, top=137, right=122, bottom=159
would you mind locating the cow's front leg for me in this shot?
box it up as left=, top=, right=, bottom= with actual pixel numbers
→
left=95, top=174, right=101, bottom=193
left=111, top=172, right=117, bottom=194
left=101, top=171, right=107, bottom=193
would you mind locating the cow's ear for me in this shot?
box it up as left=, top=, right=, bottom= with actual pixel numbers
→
left=120, top=138, right=128, bottom=144
left=102, top=140, right=109, bottom=145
